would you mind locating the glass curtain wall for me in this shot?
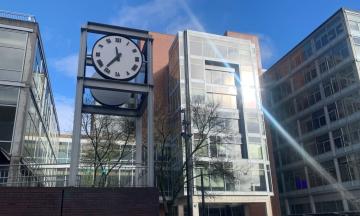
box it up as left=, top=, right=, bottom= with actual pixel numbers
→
left=0, top=27, right=27, bottom=153
left=178, top=31, right=271, bottom=193
left=23, top=40, right=59, bottom=164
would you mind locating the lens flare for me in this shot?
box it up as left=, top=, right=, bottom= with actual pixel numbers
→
left=261, top=104, right=360, bottom=210
left=178, top=0, right=359, bottom=211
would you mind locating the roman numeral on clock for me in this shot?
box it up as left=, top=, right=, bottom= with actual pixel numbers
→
left=97, top=59, right=103, bottom=67
left=131, top=64, right=138, bottom=71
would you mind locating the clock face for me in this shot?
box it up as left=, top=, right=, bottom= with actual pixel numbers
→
left=92, top=35, right=143, bottom=80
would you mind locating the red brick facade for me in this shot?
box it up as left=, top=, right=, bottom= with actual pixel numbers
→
left=0, top=187, right=158, bottom=216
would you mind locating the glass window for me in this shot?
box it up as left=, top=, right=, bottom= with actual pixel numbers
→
left=0, top=106, right=16, bottom=142
left=300, top=109, right=326, bottom=134
left=315, top=200, right=343, bottom=213
left=290, top=203, right=311, bottom=214
left=317, top=40, right=349, bottom=74
left=248, top=144, right=263, bottom=159
left=195, top=166, right=210, bottom=190
left=354, top=37, right=360, bottom=45
left=327, top=103, right=339, bottom=122
left=0, top=86, right=19, bottom=105
left=190, top=41, right=202, bottom=56
left=0, top=46, right=25, bottom=71
left=209, top=136, right=219, bottom=157
left=309, top=160, right=336, bottom=187
left=241, top=70, right=255, bottom=86
left=354, top=44, right=360, bottom=60
left=228, top=47, right=239, bottom=59
left=336, top=23, right=344, bottom=34
left=284, top=168, right=307, bottom=191
left=120, top=170, right=133, bottom=186
left=0, top=28, right=27, bottom=48
left=190, top=64, right=204, bottom=79
left=194, top=133, right=208, bottom=157
left=332, top=128, right=349, bottom=149
left=280, top=145, right=301, bottom=165
left=349, top=21, right=360, bottom=33
left=247, top=121, right=260, bottom=134
left=206, top=69, right=235, bottom=86
left=207, top=93, right=237, bottom=109
left=312, top=109, right=326, bottom=129
left=316, top=134, right=331, bottom=154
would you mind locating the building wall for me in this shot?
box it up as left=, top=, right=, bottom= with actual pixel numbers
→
left=0, top=15, right=60, bottom=186
left=0, top=187, right=159, bottom=216
left=165, top=29, right=276, bottom=215
left=0, top=17, right=36, bottom=155
left=263, top=8, right=360, bottom=215
left=226, top=31, right=281, bottom=216
left=151, top=32, right=175, bottom=113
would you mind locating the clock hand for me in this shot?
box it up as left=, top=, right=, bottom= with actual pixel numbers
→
left=115, top=47, right=119, bottom=56
left=116, top=52, right=122, bottom=61
left=106, top=56, right=118, bottom=67
left=106, top=52, right=122, bottom=67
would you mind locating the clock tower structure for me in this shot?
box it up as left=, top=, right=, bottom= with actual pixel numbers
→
left=69, top=22, right=154, bottom=188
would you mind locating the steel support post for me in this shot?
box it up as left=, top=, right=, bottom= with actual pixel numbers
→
left=183, top=30, right=193, bottom=216
left=135, top=116, right=143, bottom=186
left=69, top=28, right=87, bottom=186
left=146, top=38, right=154, bottom=187
left=200, top=169, right=205, bottom=216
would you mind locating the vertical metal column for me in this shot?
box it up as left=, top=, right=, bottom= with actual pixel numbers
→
left=135, top=116, right=143, bottom=186
left=69, top=27, right=87, bottom=187
left=200, top=169, right=205, bottom=216
left=183, top=30, right=193, bottom=216
left=146, top=38, right=154, bottom=187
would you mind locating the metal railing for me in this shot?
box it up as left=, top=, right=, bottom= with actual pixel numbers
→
left=0, top=10, right=36, bottom=22
left=0, top=163, right=148, bottom=187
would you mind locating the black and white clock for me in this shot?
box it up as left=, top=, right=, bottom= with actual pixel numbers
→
left=92, top=35, right=143, bottom=80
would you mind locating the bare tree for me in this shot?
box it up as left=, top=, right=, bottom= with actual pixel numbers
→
left=155, top=100, right=238, bottom=215
left=81, top=113, right=135, bottom=187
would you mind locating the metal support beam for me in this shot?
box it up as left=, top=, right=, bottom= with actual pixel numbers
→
left=70, top=22, right=154, bottom=189
left=135, top=116, right=143, bottom=186
left=183, top=30, right=193, bottom=216
left=69, top=28, right=87, bottom=186
left=146, top=38, right=154, bottom=187
left=137, top=95, right=148, bottom=116
left=83, top=78, right=152, bottom=93
left=85, top=22, right=152, bottom=40
left=82, top=104, right=138, bottom=117
left=85, top=56, right=93, bottom=66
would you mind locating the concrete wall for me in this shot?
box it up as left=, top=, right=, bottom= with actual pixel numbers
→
left=0, top=187, right=159, bottom=216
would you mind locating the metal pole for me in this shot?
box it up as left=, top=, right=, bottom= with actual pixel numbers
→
left=69, top=27, right=87, bottom=186
left=183, top=30, right=193, bottom=216
left=135, top=116, right=142, bottom=186
left=183, top=118, right=192, bottom=216
left=201, top=169, right=205, bottom=216
left=146, top=38, right=154, bottom=187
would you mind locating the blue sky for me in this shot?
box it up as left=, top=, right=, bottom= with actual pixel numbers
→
left=2, top=0, right=359, bottom=132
